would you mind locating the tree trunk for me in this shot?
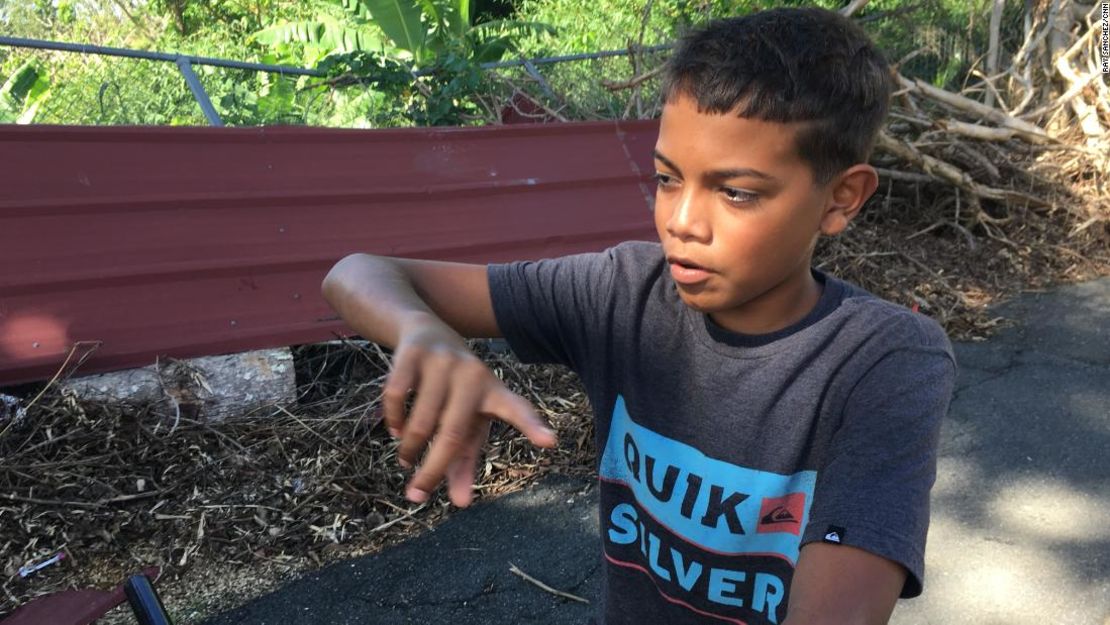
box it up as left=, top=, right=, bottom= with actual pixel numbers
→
left=985, top=0, right=1005, bottom=108
left=168, top=0, right=188, bottom=36
left=60, top=348, right=296, bottom=423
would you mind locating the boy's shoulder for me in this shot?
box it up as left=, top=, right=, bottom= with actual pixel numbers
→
left=830, top=277, right=957, bottom=368
left=603, top=239, right=664, bottom=262
left=596, top=239, right=954, bottom=361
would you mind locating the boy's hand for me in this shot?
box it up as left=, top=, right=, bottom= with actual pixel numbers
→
left=382, top=316, right=557, bottom=507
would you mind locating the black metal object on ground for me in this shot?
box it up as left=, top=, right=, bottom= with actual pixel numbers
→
left=125, top=574, right=174, bottom=625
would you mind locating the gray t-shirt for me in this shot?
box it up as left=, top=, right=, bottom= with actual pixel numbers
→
left=487, top=240, right=957, bottom=625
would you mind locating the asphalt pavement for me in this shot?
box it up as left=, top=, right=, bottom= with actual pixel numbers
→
left=202, top=275, right=1110, bottom=625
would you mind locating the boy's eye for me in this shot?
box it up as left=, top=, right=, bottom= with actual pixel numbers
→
left=721, top=187, right=758, bottom=205
left=653, top=172, right=677, bottom=188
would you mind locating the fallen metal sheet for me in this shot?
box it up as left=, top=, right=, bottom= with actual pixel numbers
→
left=1, top=566, right=160, bottom=625
left=0, top=121, right=659, bottom=385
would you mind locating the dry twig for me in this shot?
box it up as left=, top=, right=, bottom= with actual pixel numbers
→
left=509, top=561, right=589, bottom=604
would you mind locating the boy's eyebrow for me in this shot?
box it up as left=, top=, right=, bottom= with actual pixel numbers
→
left=653, top=149, right=778, bottom=184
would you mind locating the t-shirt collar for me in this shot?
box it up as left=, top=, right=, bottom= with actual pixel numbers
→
left=690, top=267, right=845, bottom=351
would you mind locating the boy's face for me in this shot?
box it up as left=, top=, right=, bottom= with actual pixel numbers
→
left=653, top=94, right=855, bottom=333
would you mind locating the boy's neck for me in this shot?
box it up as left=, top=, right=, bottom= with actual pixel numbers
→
left=707, top=265, right=824, bottom=337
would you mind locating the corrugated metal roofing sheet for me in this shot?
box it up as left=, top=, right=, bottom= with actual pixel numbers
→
left=0, top=121, right=660, bottom=386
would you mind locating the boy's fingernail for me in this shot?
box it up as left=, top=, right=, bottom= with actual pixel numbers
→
left=406, top=486, right=428, bottom=503
left=389, top=427, right=401, bottom=438
left=399, top=457, right=411, bottom=469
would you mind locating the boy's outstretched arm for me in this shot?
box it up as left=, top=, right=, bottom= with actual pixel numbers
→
left=321, top=254, right=557, bottom=507
left=782, top=543, right=905, bottom=625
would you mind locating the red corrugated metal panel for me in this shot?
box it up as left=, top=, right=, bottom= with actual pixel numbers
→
left=0, top=121, right=660, bottom=386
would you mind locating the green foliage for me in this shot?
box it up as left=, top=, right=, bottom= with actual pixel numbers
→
left=0, top=61, right=50, bottom=123
left=507, top=0, right=708, bottom=120
left=513, top=0, right=699, bottom=55
left=0, top=0, right=1022, bottom=127
left=255, top=0, right=553, bottom=64
left=360, top=0, right=428, bottom=57
left=467, top=19, right=555, bottom=61
left=248, top=0, right=553, bottom=127
left=252, top=17, right=386, bottom=54
left=407, top=48, right=491, bottom=125
left=0, top=0, right=332, bottom=126
left=506, top=0, right=1023, bottom=119
left=0, top=0, right=553, bottom=128
left=316, top=44, right=491, bottom=126
left=316, top=49, right=413, bottom=125
left=211, top=67, right=300, bottom=126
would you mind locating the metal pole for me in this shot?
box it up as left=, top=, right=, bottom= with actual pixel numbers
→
left=175, top=58, right=224, bottom=126
left=0, top=35, right=324, bottom=77
left=0, top=34, right=675, bottom=125
left=521, top=58, right=558, bottom=102
left=0, top=34, right=670, bottom=76
left=480, top=44, right=673, bottom=70
left=124, top=574, right=174, bottom=625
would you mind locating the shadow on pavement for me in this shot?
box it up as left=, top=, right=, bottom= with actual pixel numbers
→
left=202, top=475, right=602, bottom=625
left=893, top=277, right=1110, bottom=625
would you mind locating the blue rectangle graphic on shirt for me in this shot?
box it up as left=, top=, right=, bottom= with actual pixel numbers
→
left=599, top=395, right=817, bottom=624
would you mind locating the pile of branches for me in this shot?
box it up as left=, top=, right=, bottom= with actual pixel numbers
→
left=0, top=339, right=595, bottom=618
left=811, top=0, right=1110, bottom=338
left=876, top=0, right=1107, bottom=232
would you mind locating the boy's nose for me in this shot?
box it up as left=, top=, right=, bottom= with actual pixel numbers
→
left=667, top=192, right=711, bottom=241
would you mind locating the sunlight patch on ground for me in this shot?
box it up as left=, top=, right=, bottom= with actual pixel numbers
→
left=931, top=456, right=982, bottom=498
left=892, top=512, right=1109, bottom=625
left=989, top=477, right=1110, bottom=543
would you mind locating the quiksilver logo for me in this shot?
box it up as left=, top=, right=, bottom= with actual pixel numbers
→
left=760, top=506, right=799, bottom=525
left=823, top=525, right=846, bottom=544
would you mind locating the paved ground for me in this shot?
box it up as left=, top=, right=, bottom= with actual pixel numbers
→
left=203, top=276, right=1110, bottom=625
left=203, top=476, right=602, bottom=625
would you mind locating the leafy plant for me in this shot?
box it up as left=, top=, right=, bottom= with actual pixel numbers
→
left=315, top=49, right=414, bottom=125
left=255, top=0, right=554, bottom=64
left=315, top=45, right=491, bottom=127
left=253, top=16, right=385, bottom=54
left=0, top=61, right=50, bottom=124
left=251, top=0, right=553, bottom=127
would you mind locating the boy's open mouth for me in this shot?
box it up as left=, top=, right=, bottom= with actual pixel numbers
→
left=667, top=255, right=714, bottom=285
left=667, top=255, right=711, bottom=272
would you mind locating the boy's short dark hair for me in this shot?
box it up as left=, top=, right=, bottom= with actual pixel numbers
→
left=661, top=7, right=893, bottom=185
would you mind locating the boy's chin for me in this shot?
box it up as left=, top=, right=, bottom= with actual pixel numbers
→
left=676, top=290, right=724, bottom=313
left=678, top=287, right=756, bottom=315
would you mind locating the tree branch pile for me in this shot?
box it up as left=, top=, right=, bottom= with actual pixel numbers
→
left=0, top=339, right=596, bottom=620
left=877, top=0, right=1107, bottom=231
left=813, top=0, right=1109, bottom=339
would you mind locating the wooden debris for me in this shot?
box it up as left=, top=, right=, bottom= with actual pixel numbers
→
left=59, top=349, right=296, bottom=423
left=509, top=562, right=590, bottom=604
left=0, top=338, right=596, bottom=617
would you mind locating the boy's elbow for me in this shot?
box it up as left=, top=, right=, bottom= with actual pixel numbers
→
left=321, top=253, right=372, bottom=303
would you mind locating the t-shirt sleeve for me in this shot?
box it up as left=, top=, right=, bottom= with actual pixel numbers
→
left=486, top=246, right=619, bottom=370
left=801, top=329, right=957, bottom=598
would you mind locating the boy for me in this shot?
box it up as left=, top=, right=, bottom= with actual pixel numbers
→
left=321, top=7, right=957, bottom=625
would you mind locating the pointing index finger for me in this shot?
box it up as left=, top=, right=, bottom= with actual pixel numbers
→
left=481, top=388, right=557, bottom=449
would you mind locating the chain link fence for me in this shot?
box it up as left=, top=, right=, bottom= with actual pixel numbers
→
left=0, top=40, right=676, bottom=126
left=0, top=2, right=1031, bottom=128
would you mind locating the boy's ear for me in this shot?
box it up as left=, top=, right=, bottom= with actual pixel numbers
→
left=819, top=164, right=879, bottom=236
